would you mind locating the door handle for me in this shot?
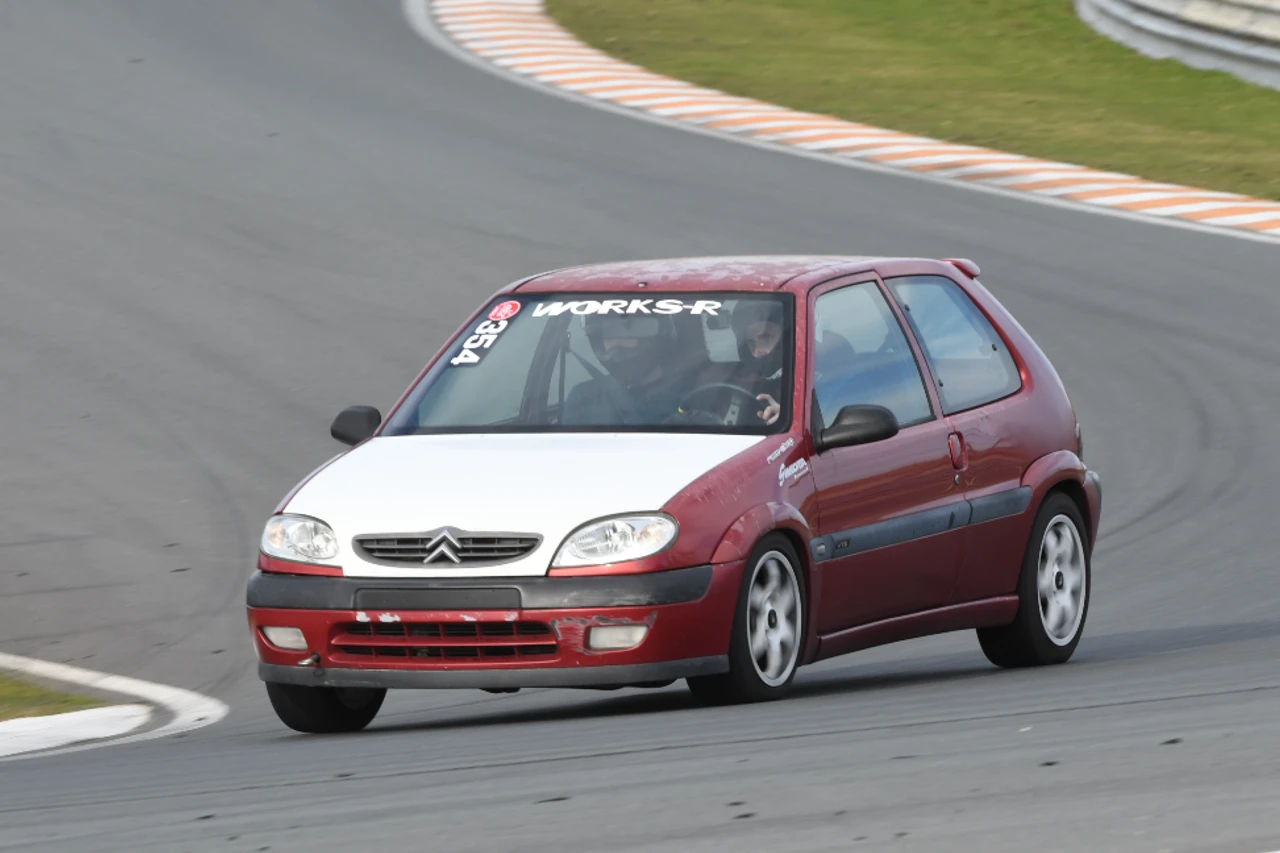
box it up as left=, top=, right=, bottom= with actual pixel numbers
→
left=948, top=432, right=967, bottom=470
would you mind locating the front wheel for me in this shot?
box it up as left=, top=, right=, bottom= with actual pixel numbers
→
left=265, top=682, right=386, bottom=733
left=688, top=534, right=806, bottom=705
left=977, top=492, right=1091, bottom=668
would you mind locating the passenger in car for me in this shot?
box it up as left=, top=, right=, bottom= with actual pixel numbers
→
left=730, top=300, right=787, bottom=425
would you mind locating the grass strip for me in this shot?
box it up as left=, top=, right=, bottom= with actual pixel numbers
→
left=0, top=672, right=101, bottom=722
left=547, top=0, right=1280, bottom=200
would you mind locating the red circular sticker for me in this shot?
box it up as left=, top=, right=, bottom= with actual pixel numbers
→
left=488, top=300, right=521, bottom=321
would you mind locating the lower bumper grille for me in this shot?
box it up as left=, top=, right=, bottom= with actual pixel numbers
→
left=333, top=620, right=558, bottom=661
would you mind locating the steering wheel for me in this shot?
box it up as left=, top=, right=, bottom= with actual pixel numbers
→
left=676, top=382, right=766, bottom=425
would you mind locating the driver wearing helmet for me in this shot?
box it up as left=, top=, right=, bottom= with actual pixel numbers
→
left=562, top=313, right=715, bottom=426
left=730, top=300, right=785, bottom=425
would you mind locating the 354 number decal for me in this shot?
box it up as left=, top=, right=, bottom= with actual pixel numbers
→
left=450, top=301, right=521, bottom=367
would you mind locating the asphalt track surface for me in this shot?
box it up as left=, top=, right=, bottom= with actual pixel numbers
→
left=1, top=1, right=1278, bottom=850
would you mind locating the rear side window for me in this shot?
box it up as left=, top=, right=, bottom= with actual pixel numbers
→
left=886, top=275, right=1021, bottom=414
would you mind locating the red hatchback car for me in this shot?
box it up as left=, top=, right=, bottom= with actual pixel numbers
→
left=247, top=256, right=1101, bottom=733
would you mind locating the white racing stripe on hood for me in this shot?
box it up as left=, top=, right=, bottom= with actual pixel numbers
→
left=285, top=432, right=763, bottom=578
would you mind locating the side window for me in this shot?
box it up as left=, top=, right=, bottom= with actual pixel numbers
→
left=811, top=282, right=933, bottom=430
left=886, top=276, right=1021, bottom=415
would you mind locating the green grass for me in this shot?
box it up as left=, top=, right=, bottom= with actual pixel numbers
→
left=546, top=0, right=1280, bottom=200
left=0, top=673, right=101, bottom=722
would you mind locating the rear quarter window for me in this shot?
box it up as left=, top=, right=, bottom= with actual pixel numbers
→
left=886, top=275, right=1021, bottom=415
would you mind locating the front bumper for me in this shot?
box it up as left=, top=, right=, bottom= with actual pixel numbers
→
left=247, top=563, right=742, bottom=690
left=246, top=564, right=717, bottom=611
left=260, top=656, right=727, bottom=690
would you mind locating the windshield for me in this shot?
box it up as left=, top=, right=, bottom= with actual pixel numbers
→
left=383, top=292, right=795, bottom=435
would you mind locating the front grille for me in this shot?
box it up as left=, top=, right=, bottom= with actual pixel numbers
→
left=354, top=530, right=541, bottom=566
left=333, top=620, right=558, bottom=660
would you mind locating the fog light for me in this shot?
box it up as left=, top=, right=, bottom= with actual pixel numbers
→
left=261, top=626, right=308, bottom=651
left=586, top=624, right=649, bottom=651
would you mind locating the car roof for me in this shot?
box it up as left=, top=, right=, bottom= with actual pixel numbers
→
left=512, top=255, right=930, bottom=294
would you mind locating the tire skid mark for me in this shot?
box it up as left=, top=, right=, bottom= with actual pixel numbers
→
left=1096, top=332, right=1260, bottom=558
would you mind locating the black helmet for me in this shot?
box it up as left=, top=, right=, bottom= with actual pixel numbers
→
left=584, top=312, right=678, bottom=387
left=731, top=299, right=786, bottom=379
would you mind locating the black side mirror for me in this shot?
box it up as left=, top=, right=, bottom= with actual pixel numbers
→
left=330, top=406, right=382, bottom=446
left=815, top=404, right=898, bottom=452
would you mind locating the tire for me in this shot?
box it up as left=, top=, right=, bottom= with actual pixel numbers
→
left=977, top=492, right=1091, bottom=668
left=688, top=534, right=806, bottom=705
left=265, top=682, right=386, bottom=734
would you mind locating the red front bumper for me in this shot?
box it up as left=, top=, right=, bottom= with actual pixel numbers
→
left=247, top=561, right=742, bottom=690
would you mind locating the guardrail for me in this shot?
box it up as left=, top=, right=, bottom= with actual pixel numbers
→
left=1075, top=0, right=1280, bottom=90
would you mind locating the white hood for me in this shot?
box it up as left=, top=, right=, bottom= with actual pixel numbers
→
left=286, top=433, right=763, bottom=578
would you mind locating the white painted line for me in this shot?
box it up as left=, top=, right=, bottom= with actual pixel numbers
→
left=611, top=94, right=709, bottom=107
left=443, top=24, right=563, bottom=34
left=402, top=0, right=1280, bottom=248
left=475, top=46, right=602, bottom=58
left=848, top=146, right=993, bottom=160
left=1029, top=182, right=1172, bottom=196
left=932, top=162, right=1094, bottom=178
left=437, top=13, right=539, bottom=24
left=1199, top=210, right=1280, bottom=225
left=795, top=136, right=921, bottom=151
left=877, top=152, right=1025, bottom=167
left=760, top=126, right=886, bottom=141
left=586, top=87, right=692, bottom=101
left=1152, top=197, right=1280, bottom=213
left=990, top=170, right=1132, bottom=186
left=689, top=112, right=798, bottom=126
left=0, top=652, right=229, bottom=761
left=536, top=70, right=658, bottom=82
left=652, top=103, right=752, bottom=117
left=543, top=76, right=670, bottom=89
left=448, top=27, right=565, bottom=39
left=0, top=704, right=151, bottom=759
left=461, top=37, right=584, bottom=49
left=1081, top=190, right=1228, bottom=205
left=501, top=59, right=615, bottom=71
left=435, top=0, right=539, bottom=8
left=564, top=80, right=695, bottom=94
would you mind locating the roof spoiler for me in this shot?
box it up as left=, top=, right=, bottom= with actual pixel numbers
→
left=941, top=258, right=981, bottom=279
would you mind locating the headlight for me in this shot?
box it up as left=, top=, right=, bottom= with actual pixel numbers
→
left=551, top=515, right=677, bottom=568
left=261, top=514, right=339, bottom=564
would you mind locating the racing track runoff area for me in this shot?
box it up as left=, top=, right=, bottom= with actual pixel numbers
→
left=1, top=0, right=1279, bottom=851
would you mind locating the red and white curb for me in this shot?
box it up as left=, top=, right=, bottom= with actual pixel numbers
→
left=0, top=652, right=229, bottom=761
left=408, top=0, right=1280, bottom=244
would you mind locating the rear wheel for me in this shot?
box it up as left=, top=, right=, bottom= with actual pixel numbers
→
left=688, top=534, right=806, bottom=705
left=265, top=682, right=386, bottom=733
left=978, top=492, right=1091, bottom=668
